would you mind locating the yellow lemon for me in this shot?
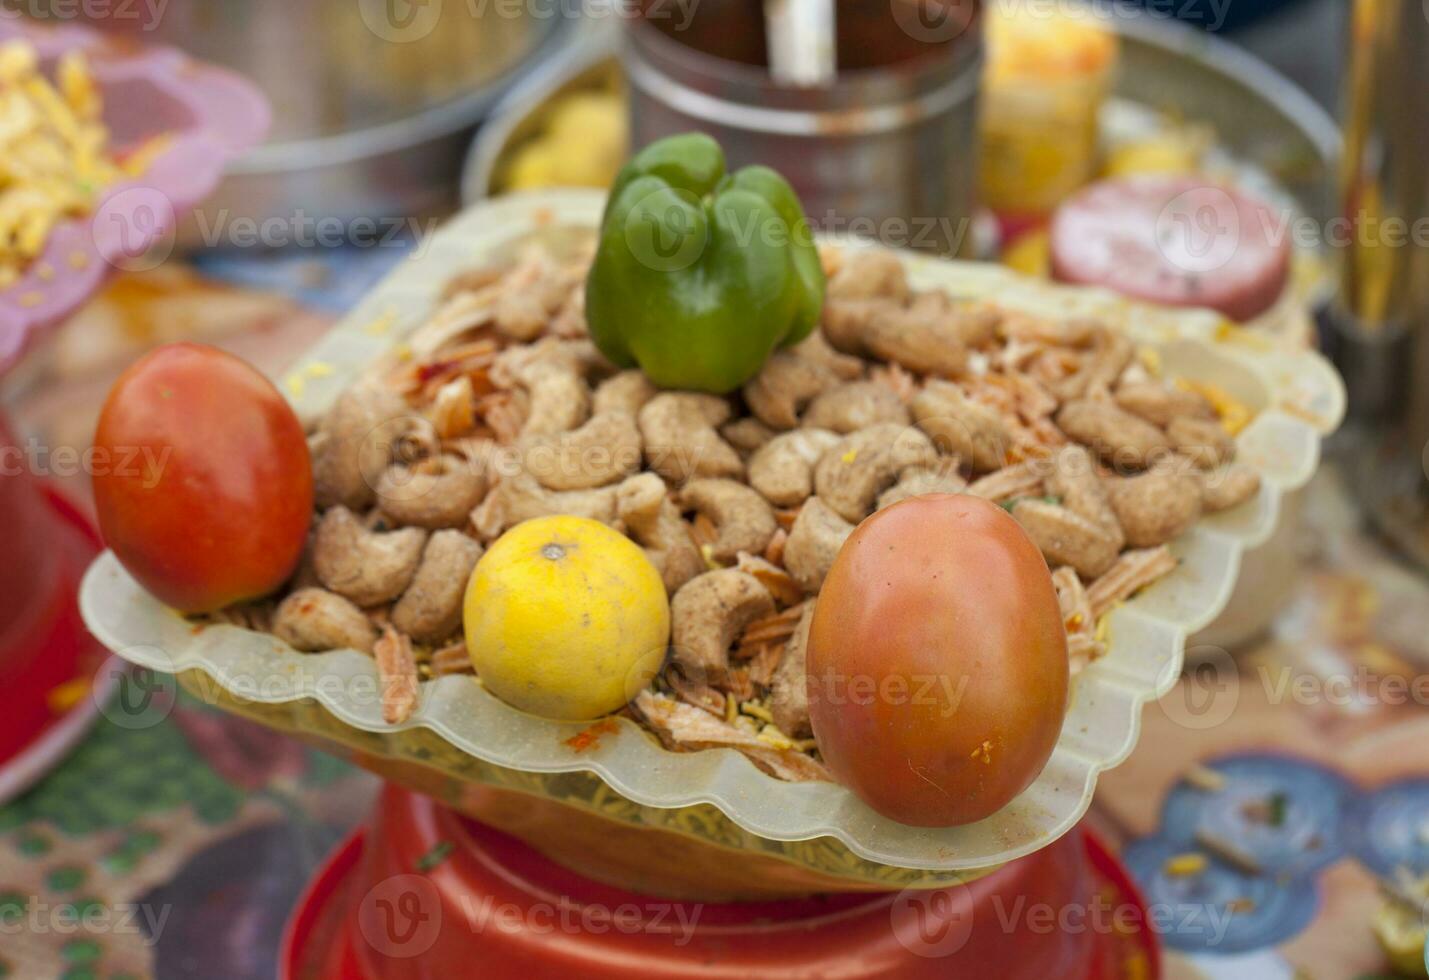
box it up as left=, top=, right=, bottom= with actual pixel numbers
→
left=463, top=515, right=670, bottom=721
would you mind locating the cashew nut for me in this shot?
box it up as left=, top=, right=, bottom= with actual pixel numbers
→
left=791, top=330, right=865, bottom=381
left=1199, top=463, right=1261, bottom=513
left=735, top=552, right=803, bottom=606
left=1105, top=471, right=1203, bottom=547
left=1043, top=445, right=1124, bottom=549
left=493, top=266, right=570, bottom=341
left=494, top=335, right=604, bottom=381
left=471, top=471, right=619, bottom=538
left=670, top=569, right=775, bottom=685
left=769, top=601, right=816, bottom=738
left=906, top=291, right=1000, bottom=347
left=802, top=381, right=910, bottom=433
left=998, top=313, right=1102, bottom=348
left=748, top=428, right=840, bottom=507
left=860, top=304, right=970, bottom=377
left=376, top=454, right=488, bottom=529
left=273, top=588, right=379, bottom=654
left=519, top=360, right=590, bottom=436
left=743, top=350, right=839, bottom=429
left=822, top=299, right=887, bottom=355
left=493, top=291, right=552, bottom=343
left=721, top=417, right=777, bottom=455
left=967, top=460, right=1044, bottom=503
left=813, top=422, right=937, bottom=522
left=638, top=393, right=743, bottom=484
left=877, top=460, right=968, bottom=510
left=1056, top=398, right=1172, bottom=470
left=1047, top=330, right=1134, bottom=402
left=311, top=385, right=414, bottom=511
left=783, top=497, right=855, bottom=593
left=1007, top=499, right=1120, bottom=579
left=1166, top=416, right=1235, bottom=469
left=911, top=380, right=1012, bottom=473
left=520, top=410, right=643, bottom=490
left=391, top=530, right=484, bottom=643
left=1115, top=381, right=1214, bottom=427
left=679, top=479, right=779, bottom=564
left=617, top=472, right=704, bottom=594
left=493, top=340, right=596, bottom=437
left=827, top=249, right=909, bottom=302
left=313, top=506, right=427, bottom=606
left=592, top=369, right=657, bottom=417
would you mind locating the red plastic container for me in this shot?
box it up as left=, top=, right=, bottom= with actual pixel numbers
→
left=283, top=785, right=1160, bottom=980
left=0, top=413, right=110, bottom=800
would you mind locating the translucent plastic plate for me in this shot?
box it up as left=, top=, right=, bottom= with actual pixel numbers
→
left=0, top=19, right=269, bottom=376
left=80, top=190, right=1345, bottom=879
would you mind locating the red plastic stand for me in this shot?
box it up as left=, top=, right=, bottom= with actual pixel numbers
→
left=0, top=412, right=111, bottom=801
left=283, top=785, right=1161, bottom=980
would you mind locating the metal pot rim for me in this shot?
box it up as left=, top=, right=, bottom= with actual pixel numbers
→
left=627, top=10, right=983, bottom=95
left=624, top=15, right=983, bottom=137
left=227, top=17, right=570, bottom=176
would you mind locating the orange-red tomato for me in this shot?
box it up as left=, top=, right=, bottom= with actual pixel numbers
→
left=92, top=342, right=313, bottom=613
left=807, top=494, right=1068, bottom=827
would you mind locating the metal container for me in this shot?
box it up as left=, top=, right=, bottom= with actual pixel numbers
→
left=1328, top=0, right=1429, bottom=568
left=466, top=9, right=1338, bottom=264
left=623, top=0, right=984, bottom=255
left=6, top=0, right=565, bottom=225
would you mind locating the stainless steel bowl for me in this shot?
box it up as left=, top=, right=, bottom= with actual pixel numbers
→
left=10, top=0, right=567, bottom=226
left=623, top=1, right=985, bottom=256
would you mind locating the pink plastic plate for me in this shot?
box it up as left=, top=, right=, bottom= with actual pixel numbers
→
left=0, top=18, right=270, bottom=376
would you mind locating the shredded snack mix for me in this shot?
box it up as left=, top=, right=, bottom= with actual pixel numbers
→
left=206, top=241, right=1261, bottom=782
left=0, top=39, right=137, bottom=289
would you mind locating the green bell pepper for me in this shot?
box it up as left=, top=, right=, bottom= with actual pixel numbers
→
left=584, top=133, right=825, bottom=394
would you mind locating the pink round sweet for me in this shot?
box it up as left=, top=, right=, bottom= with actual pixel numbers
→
left=1050, top=175, right=1292, bottom=322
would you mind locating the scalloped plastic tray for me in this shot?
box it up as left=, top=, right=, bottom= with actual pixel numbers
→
left=0, top=19, right=269, bottom=376
left=80, top=190, right=1345, bottom=875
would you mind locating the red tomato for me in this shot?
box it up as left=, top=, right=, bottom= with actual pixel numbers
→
left=92, top=343, right=313, bottom=613
left=807, top=494, right=1068, bottom=827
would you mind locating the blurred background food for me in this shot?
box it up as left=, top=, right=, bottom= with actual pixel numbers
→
left=497, top=76, right=627, bottom=193
left=7, top=0, right=567, bottom=224
left=0, top=40, right=118, bottom=289
left=978, top=1, right=1119, bottom=215
left=464, top=0, right=1338, bottom=345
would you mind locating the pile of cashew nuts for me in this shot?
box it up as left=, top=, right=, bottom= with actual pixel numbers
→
left=248, top=244, right=1262, bottom=771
